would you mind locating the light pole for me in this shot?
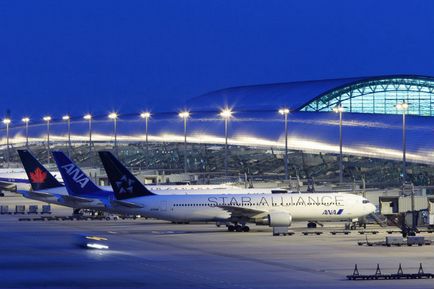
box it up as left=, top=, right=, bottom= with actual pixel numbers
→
left=396, top=100, right=409, bottom=183
left=333, top=105, right=344, bottom=183
left=178, top=111, right=190, bottom=173
left=396, top=100, right=414, bottom=232
left=22, top=117, right=30, bottom=148
left=140, top=112, right=151, bottom=154
left=83, top=114, right=92, bottom=153
left=140, top=112, right=151, bottom=168
left=43, top=116, right=51, bottom=164
left=62, top=115, right=71, bottom=157
left=279, top=108, right=290, bottom=181
left=3, top=118, right=11, bottom=168
left=220, top=108, right=233, bottom=177
left=108, top=112, right=118, bottom=156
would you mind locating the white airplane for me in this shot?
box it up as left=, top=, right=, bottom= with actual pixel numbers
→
left=90, top=151, right=377, bottom=232
left=0, top=168, right=62, bottom=191
left=4, top=172, right=243, bottom=194
left=16, top=150, right=276, bottom=195
left=16, top=150, right=279, bottom=212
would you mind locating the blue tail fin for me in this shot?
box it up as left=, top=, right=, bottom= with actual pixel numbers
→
left=52, top=151, right=104, bottom=196
left=17, top=150, right=63, bottom=190
left=98, top=151, right=154, bottom=200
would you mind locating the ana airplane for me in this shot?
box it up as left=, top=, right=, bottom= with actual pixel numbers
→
left=50, top=151, right=293, bottom=216
left=97, top=151, right=376, bottom=232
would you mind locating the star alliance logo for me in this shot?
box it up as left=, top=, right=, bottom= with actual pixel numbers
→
left=116, top=175, right=135, bottom=194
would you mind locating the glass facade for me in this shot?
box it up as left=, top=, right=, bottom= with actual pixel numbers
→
left=299, top=77, right=434, bottom=116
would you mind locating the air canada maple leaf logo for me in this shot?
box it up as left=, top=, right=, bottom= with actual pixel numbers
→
left=29, top=167, right=47, bottom=183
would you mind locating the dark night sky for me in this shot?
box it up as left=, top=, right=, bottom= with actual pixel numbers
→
left=0, top=0, right=433, bottom=120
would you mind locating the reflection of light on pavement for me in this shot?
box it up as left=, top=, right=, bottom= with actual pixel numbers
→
left=86, top=249, right=134, bottom=259
left=86, top=243, right=109, bottom=250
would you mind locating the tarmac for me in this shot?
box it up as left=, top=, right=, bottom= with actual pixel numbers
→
left=1, top=193, right=434, bottom=289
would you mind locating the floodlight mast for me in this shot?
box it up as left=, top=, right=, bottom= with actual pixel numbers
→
left=178, top=111, right=190, bottom=173
left=108, top=112, right=118, bottom=156
left=140, top=112, right=151, bottom=159
left=3, top=118, right=11, bottom=168
left=22, top=117, right=30, bottom=148
left=43, top=116, right=52, bottom=164
left=62, top=115, right=71, bottom=157
left=278, top=108, right=290, bottom=181
left=395, top=101, right=409, bottom=183
left=333, top=105, right=344, bottom=183
left=220, top=108, right=233, bottom=177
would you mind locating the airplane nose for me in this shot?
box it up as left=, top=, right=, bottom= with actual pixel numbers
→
left=368, top=203, right=376, bottom=213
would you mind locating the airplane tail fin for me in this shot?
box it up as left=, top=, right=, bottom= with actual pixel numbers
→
left=17, top=150, right=63, bottom=190
left=98, top=151, right=154, bottom=200
left=52, top=151, right=104, bottom=196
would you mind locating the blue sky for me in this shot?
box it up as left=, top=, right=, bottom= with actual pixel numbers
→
left=0, top=0, right=433, bottom=120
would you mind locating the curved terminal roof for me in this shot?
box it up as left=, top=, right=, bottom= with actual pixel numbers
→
left=187, top=76, right=368, bottom=111
left=187, top=75, right=434, bottom=117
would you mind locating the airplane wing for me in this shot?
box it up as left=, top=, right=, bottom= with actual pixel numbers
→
left=217, top=205, right=268, bottom=219
left=59, top=195, right=105, bottom=208
left=22, top=190, right=55, bottom=199
left=110, top=200, right=144, bottom=209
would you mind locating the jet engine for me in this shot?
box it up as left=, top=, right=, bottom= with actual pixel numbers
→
left=267, top=212, right=292, bottom=227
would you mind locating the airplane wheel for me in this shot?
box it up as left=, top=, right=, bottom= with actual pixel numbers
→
left=228, top=225, right=235, bottom=232
left=235, top=225, right=243, bottom=232
left=242, top=226, right=250, bottom=232
left=307, top=222, right=317, bottom=229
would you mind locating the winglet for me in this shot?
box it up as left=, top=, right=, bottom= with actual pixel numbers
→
left=52, top=151, right=105, bottom=196
left=98, top=151, right=154, bottom=200
left=17, top=149, right=63, bottom=190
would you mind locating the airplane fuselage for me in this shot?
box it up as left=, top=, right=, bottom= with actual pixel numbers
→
left=115, top=192, right=376, bottom=223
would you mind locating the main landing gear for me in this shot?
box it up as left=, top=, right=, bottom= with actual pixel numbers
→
left=227, top=223, right=250, bottom=232
left=307, top=222, right=317, bottom=229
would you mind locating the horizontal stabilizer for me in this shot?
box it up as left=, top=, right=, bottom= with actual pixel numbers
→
left=60, top=195, right=95, bottom=203
left=58, top=195, right=105, bottom=207
left=26, top=190, right=55, bottom=198
left=110, top=200, right=144, bottom=209
left=0, top=181, right=17, bottom=192
left=18, top=190, right=58, bottom=202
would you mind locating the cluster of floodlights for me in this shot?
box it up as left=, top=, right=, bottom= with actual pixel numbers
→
left=8, top=108, right=234, bottom=126
left=1, top=102, right=409, bottom=181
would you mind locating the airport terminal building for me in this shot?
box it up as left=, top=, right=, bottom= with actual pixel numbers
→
left=2, top=74, right=434, bottom=186
left=186, top=74, right=434, bottom=163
